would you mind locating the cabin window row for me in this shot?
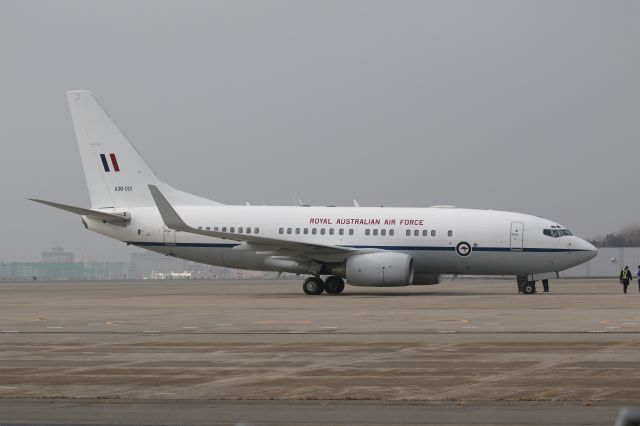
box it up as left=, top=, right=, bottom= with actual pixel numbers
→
left=279, top=228, right=355, bottom=236
left=403, top=229, right=453, bottom=237
left=197, top=226, right=260, bottom=234
left=364, top=229, right=395, bottom=236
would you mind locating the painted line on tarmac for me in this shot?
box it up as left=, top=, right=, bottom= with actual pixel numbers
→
left=2, top=330, right=640, bottom=335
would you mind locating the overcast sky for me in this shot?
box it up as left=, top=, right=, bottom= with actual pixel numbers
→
left=1, top=1, right=638, bottom=262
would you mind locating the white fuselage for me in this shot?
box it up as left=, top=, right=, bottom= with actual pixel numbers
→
left=85, top=205, right=597, bottom=279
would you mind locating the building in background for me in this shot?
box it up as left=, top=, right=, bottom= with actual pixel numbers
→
left=0, top=248, right=280, bottom=281
left=561, top=247, right=640, bottom=278
left=41, top=247, right=74, bottom=264
left=0, top=248, right=128, bottom=281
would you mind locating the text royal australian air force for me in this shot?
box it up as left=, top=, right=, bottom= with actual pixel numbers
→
left=309, top=217, right=425, bottom=226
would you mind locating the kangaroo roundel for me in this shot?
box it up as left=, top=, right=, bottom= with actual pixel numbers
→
left=456, top=241, right=472, bottom=257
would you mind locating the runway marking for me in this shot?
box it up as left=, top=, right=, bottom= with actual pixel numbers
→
left=155, top=392, right=176, bottom=395
left=182, top=326, right=198, bottom=329
left=623, top=322, right=638, bottom=325
left=256, top=320, right=312, bottom=325
left=0, top=386, right=18, bottom=389
left=142, top=330, right=160, bottom=333
left=606, top=326, right=621, bottom=329
left=2, top=331, right=19, bottom=333
left=216, top=323, right=232, bottom=326
left=462, top=326, right=478, bottom=329
left=588, top=330, right=607, bottom=333
left=439, top=330, right=456, bottom=333
left=46, top=326, right=63, bottom=329
left=320, top=326, right=338, bottom=329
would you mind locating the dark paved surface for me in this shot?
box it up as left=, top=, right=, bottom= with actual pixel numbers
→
left=0, top=279, right=638, bottom=424
left=0, top=398, right=629, bottom=425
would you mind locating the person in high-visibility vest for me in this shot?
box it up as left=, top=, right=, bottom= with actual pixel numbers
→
left=620, top=266, right=632, bottom=293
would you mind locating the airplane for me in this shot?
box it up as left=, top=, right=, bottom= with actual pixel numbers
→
left=31, top=91, right=597, bottom=295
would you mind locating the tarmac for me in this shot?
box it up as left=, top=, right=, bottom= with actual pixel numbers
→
left=0, top=278, right=639, bottom=425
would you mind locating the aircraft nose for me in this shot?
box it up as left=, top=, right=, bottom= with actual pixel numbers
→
left=578, top=238, right=598, bottom=261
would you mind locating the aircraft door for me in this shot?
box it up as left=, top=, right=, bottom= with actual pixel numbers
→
left=510, top=222, right=524, bottom=251
left=163, top=228, right=176, bottom=246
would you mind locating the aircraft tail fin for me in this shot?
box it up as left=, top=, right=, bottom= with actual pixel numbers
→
left=66, top=90, right=220, bottom=209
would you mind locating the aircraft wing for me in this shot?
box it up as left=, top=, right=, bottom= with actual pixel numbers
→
left=148, top=185, right=358, bottom=259
left=30, top=199, right=131, bottom=224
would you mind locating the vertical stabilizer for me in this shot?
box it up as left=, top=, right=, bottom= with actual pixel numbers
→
left=66, top=90, right=219, bottom=209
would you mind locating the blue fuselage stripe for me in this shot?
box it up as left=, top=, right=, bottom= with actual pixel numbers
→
left=126, top=242, right=587, bottom=253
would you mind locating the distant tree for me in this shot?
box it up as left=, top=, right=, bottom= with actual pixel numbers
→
left=592, top=223, right=640, bottom=247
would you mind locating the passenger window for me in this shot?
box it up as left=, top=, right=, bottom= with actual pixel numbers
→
left=279, top=227, right=284, bottom=234
left=349, top=229, right=354, bottom=235
left=389, top=229, right=394, bottom=236
left=287, top=228, right=292, bottom=234
left=206, top=226, right=210, bottom=231
left=238, top=227, right=243, bottom=233
left=222, top=227, right=227, bottom=232
left=138, top=229, right=142, bottom=235
left=366, top=229, right=371, bottom=236
left=295, top=228, right=300, bottom=234
left=381, top=229, right=386, bottom=236
left=329, top=228, right=334, bottom=235
left=414, top=230, right=419, bottom=236
left=431, top=230, right=436, bottom=237
left=423, top=230, right=428, bottom=236
left=339, top=229, right=344, bottom=235
left=320, top=228, right=326, bottom=235
left=304, top=228, right=309, bottom=235
left=373, top=229, right=378, bottom=236
left=198, top=227, right=202, bottom=230
left=406, top=230, right=411, bottom=236
left=312, top=228, right=317, bottom=235
left=246, top=227, right=251, bottom=234
left=214, top=227, right=219, bottom=231
left=230, top=227, right=235, bottom=233
left=254, top=227, right=259, bottom=234
left=448, top=230, right=453, bottom=237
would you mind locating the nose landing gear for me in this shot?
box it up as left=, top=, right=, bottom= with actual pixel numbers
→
left=517, top=275, right=536, bottom=294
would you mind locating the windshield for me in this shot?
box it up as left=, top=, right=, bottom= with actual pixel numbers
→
left=543, top=228, right=572, bottom=238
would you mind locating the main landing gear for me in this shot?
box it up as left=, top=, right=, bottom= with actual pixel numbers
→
left=303, top=276, right=345, bottom=295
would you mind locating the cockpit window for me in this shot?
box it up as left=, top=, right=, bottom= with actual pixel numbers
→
left=543, top=228, right=572, bottom=238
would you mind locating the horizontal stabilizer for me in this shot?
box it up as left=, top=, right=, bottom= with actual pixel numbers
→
left=29, top=199, right=131, bottom=224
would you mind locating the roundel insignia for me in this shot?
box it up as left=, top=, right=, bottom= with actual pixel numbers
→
left=456, top=241, right=472, bottom=257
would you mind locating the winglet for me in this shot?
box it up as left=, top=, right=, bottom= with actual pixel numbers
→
left=148, top=185, right=189, bottom=231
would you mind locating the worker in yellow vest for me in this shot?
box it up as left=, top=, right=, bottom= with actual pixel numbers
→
left=619, top=266, right=632, bottom=293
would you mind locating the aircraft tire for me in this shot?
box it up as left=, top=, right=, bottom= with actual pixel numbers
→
left=522, top=281, right=536, bottom=294
left=325, top=276, right=345, bottom=295
left=303, top=277, right=325, bottom=295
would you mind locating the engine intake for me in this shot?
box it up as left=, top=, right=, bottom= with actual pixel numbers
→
left=346, top=252, right=414, bottom=287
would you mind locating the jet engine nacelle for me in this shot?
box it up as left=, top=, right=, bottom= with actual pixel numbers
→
left=346, top=252, right=414, bottom=287
left=412, top=273, right=441, bottom=285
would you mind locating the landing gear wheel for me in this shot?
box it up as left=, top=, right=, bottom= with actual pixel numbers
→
left=522, top=281, right=536, bottom=294
left=303, top=277, right=325, bottom=295
left=324, top=276, right=345, bottom=295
